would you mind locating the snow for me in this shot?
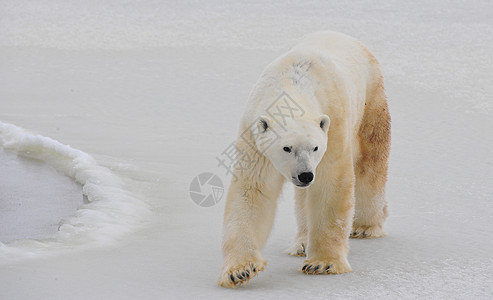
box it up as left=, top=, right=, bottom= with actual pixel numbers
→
left=0, top=0, right=492, bottom=298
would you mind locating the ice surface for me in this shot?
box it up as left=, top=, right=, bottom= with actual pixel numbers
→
left=0, top=0, right=492, bottom=299
left=0, top=148, right=83, bottom=242
left=0, top=122, right=150, bottom=260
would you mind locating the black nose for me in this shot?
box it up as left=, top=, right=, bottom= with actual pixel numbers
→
left=298, top=172, right=314, bottom=184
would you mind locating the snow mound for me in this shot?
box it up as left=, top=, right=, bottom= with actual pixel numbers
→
left=0, top=121, right=150, bottom=262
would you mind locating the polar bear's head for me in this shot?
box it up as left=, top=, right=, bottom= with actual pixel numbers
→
left=255, top=115, right=330, bottom=188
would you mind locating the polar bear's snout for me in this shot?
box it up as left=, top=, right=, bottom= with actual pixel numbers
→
left=298, top=172, right=314, bottom=184
left=292, top=171, right=315, bottom=188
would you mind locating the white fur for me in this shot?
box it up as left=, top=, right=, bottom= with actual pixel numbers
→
left=218, top=31, right=389, bottom=288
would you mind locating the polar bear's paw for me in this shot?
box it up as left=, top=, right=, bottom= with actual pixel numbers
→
left=350, top=224, right=386, bottom=239
left=300, top=257, right=352, bottom=275
left=287, top=240, right=306, bottom=257
left=217, top=258, right=267, bottom=288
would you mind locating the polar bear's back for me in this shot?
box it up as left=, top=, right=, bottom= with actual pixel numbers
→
left=292, top=31, right=381, bottom=126
left=294, top=31, right=376, bottom=68
left=241, top=31, right=381, bottom=135
left=293, top=31, right=379, bottom=87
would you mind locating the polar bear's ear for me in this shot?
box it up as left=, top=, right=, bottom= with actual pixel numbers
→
left=319, top=115, right=330, bottom=134
left=257, top=116, right=272, bottom=133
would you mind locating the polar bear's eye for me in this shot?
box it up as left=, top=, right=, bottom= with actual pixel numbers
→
left=313, top=146, right=318, bottom=151
left=283, top=147, right=291, bottom=153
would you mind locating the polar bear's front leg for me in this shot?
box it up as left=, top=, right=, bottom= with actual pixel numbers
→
left=218, top=176, right=282, bottom=288
left=301, top=160, right=354, bottom=275
left=288, top=188, right=308, bottom=256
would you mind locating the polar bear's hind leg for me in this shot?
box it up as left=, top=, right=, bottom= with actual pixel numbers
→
left=352, top=75, right=391, bottom=239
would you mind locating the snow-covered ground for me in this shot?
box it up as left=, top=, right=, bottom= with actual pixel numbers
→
left=1, top=0, right=492, bottom=298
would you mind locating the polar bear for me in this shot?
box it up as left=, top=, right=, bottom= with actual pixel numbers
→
left=218, top=31, right=391, bottom=288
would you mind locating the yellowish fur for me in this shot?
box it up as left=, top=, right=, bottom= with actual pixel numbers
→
left=218, top=31, right=390, bottom=288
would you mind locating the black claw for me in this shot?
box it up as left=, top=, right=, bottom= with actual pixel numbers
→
left=251, top=263, right=256, bottom=272
left=314, top=265, right=320, bottom=271
left=245, top=270, right=250, bottom=277
left=237, top=273, right=243, bottom=280
left=302, top=265, right=307, bottom=271
left=241, top=272, right=246, bottom=278
left=326, top=265, right=332, bottom=271
left=307, top=265, right=313, bottom=272
left=230, top=274, right=236, bottom=283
